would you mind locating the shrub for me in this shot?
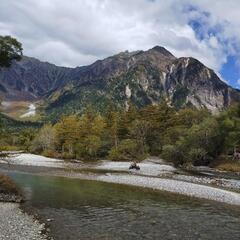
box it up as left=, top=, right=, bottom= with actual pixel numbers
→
left=187, top=148, right=209, bottom=166
left=42, top=149, right=58, bottom=158
left=161, top=144, right=183, bottom=166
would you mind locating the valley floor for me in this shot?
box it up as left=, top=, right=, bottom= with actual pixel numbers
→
left=1, top=153, right=240, bottom=206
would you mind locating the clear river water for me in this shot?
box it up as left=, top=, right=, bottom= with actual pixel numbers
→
left=7, top=171, right=240, bottom=240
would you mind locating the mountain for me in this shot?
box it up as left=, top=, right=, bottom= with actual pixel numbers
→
left=0, top=46, right=240, bottom=119
left=0, top=56, right=73, bottom=100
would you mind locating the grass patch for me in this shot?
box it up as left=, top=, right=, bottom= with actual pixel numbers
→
left=0, top=175, right=21, bottom=195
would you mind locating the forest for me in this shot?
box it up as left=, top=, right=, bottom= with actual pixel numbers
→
left=1, top=101, right=240, bottom=171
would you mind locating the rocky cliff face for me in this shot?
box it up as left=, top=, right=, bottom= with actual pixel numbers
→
left=164, top=57, right=234, bottom=113
left=0, top=46, right=239, bottom=117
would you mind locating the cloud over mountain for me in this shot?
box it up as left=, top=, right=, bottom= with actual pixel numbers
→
left=0, top=0, right=240, bottom=85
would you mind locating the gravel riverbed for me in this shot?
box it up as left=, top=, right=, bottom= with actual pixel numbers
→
left=95, top=174, right=240, bottom=205
left=0, top=202, right=48, bottom=240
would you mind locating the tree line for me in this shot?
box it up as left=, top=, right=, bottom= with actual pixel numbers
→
left=1, top=102, right=239, bottom=167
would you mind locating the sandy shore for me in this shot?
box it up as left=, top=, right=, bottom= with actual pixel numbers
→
left=0, top=202, right=48, bottom=240
left=3, top=153, right=65, bottom=168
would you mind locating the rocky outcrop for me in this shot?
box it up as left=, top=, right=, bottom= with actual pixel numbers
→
left=164, top=57, right=235, bottom=113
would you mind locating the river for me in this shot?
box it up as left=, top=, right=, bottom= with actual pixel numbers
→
left=7, top=171, right=240, bottom=240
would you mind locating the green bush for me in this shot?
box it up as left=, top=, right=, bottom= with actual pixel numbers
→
left=161, top=144, right=183, bottom=166
left=187, top=148, right=209, bottom=166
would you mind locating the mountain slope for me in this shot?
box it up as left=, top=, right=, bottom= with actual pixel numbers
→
left=0, top=56, right=73, bottom=100
left=0, top=46, right=240, bottom=119
left=45, top=46, right=240, bottom=118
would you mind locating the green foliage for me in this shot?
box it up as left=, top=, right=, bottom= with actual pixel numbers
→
left=0, top=35, right=23, bottom=67
left=51, top=110, right=107, bottom=160
left=129, top=119, right=150, bottom=155
left=33, top=102, right=240, bottom=167
left=161, top=117, right=222, bottom=166
left=187, top=148, right=208, bottom=166
left=0, top=114, right=40, bottom=154
left=17, top=128, right=37, bottom=151
left=2, top=98, right=240, bottom=168
left=108, top=139, right=146, bottom=161
left=172, top=84, right=189, bottom=109
left=161, top=144, right=183, bottom=166
left=217, top=104, right=240, bottom=153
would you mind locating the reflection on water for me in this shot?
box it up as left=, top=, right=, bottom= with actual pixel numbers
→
left=8, top=172, right=240, bottom=240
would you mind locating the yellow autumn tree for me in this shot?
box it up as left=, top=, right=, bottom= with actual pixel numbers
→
left=54, top=115, right=80, bottom=158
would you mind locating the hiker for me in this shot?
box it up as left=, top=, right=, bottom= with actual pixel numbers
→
left=129, top=161, right=140, bottom=170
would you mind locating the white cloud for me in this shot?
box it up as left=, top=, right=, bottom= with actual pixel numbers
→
left=0, top=0, right=239, bottom=79
left=237, top=79, right=240, bottom=86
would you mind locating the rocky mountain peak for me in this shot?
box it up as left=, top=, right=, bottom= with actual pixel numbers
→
left=150, top=46, right=176, bottom=58
left=0, top=46, right=240, bottom=119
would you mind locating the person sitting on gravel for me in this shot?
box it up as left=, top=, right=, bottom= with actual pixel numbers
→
left=129, top=161, right=140, bottom=170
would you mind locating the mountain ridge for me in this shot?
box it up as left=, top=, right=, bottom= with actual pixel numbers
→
left=0, top=46, right=240, bottom=119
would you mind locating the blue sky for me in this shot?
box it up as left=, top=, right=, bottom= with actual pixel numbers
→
left=187, top=5, right=240, bottom=88
left=0, top=0, right=239, bottom=88
left=220, top=57, right=240, bottom=88
left=190, top=18, right=240, bottom=88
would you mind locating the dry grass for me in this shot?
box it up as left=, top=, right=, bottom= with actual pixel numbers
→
left=211, top=156, right=240, bottom=172
left=216, top=162, right=240, bottom=172
left=0, top=175, right=21, bottom=195
left=0, top=145, right=21, bottom=151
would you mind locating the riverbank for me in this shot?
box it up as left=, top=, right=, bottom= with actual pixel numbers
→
left=0, top=173, right=49, bottom=240
left=0, top=174, right=22, bottom=202
left=1, top=153, right=240, bottom=206
left=0, top=202, right=48, bottom=240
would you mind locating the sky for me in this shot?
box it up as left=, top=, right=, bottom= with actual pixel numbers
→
left=0, top=0, right=240, bottom=88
